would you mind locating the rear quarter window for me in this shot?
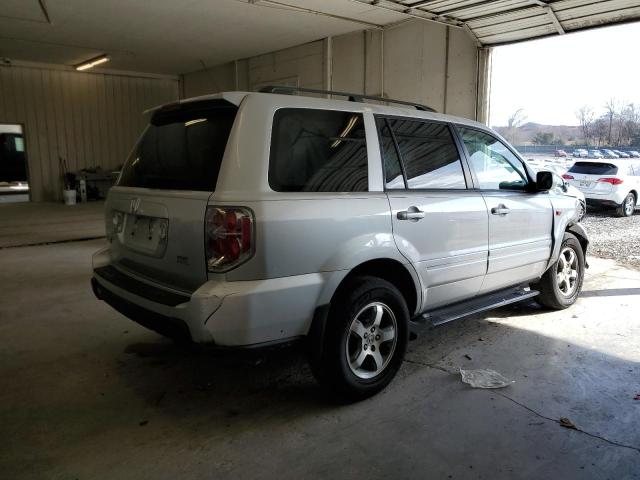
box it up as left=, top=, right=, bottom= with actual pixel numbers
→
left=268, top=108, right=368, bottom=192
left=568, top=162, right=618, bottom=175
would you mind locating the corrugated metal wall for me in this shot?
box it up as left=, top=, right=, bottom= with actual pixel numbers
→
left=182, top=21, right=479, bottom=121
left=0, top=65, right=179, bottom=201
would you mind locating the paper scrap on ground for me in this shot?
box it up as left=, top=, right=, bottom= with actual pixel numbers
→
left=459, top=368, right=515, bottom=389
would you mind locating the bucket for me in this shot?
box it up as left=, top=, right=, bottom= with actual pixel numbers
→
left=63, top=189, right=77, bottom=205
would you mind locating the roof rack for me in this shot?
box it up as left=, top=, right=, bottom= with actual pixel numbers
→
left=258, top=85, right=436, bottom=112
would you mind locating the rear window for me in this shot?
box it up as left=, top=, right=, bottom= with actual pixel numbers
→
left=568, top=162, right=618, bottom=176
left=118, top=100, right=237, bottom=191
left=269, top=108, right=368, bottom=192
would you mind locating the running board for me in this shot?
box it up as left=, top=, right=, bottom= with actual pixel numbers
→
left=409, top=287, right=539, bottom=337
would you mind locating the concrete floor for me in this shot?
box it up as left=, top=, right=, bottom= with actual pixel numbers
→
left=0, top=201, right=105, bottom=248
left=1, top=239, right=639, bottom=479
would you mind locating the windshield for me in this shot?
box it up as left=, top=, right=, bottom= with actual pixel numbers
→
left=568, top=162, right=618, bottom=175
left=118, top=99, right=238, bottom=191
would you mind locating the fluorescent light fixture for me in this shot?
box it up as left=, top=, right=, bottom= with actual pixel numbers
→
left=76, top=55, right=109, bottom=71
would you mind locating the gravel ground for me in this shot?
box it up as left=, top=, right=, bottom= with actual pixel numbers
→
left=581, top=209, right=640, bottom=268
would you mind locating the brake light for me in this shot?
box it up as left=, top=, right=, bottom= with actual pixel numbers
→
left=597, top=177, right=623, bottom=185
left=205, top=206, right=254, bottom=272
left=562, top=174, right=574, bottom=180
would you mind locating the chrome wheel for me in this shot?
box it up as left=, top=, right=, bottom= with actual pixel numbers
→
left=345, top=302, right=397, bottom=380
left=625, top=194, right=635, bottom=216
left=556, top=247, right=579, bottom=297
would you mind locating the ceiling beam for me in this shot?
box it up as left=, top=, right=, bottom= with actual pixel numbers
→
left=545, top=7, right=565, bottom=34
left=528, top=0, right=565, bottom=34
left=37, top=0, right=52, bottom=24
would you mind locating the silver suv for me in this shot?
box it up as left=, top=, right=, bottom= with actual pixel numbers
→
left=92, top=87, right=588, bottom=399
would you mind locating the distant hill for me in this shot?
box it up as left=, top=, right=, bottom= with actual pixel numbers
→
left=494, top=122, right=583, bottom=145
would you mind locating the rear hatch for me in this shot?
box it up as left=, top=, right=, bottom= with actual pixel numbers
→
left=564, top=161, right=618, bottom=194
left=105, top=98, right=239, bottom=292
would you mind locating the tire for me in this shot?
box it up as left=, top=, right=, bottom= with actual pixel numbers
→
left=616, top=192, right=636, bottom=217
left=310, top=276, right=409, bottom=401
left=533, top=233, right=585, bottom=310
left=576, top=201, right=586, bottom=221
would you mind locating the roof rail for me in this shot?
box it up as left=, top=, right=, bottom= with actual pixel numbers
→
left=258, top=85, right=436, bottom=112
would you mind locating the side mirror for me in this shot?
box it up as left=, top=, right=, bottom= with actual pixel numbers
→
left=536, top=171, right=553, bottom=191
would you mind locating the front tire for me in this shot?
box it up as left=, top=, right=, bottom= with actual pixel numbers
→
left=616, top=192, right=636, bottom=217
left=576, top=201, right=586, bottom=221
left=310, top=276, right=409, bottom=400
left=533, top=233, right=585, bottom=310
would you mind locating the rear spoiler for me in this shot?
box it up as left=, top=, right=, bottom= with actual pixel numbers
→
left=142, top=91, right=248, bottom=118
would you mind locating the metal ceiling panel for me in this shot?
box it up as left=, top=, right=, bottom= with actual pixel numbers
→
left=356, top=0, right=640, bottom=46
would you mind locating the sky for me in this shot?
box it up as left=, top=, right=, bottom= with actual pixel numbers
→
left=489, top=22, right=640, bottom=127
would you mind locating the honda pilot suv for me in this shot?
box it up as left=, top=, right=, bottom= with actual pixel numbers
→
left=92, top=87, right=588, bottom=399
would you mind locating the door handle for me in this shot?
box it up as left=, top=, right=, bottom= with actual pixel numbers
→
left=491, top=205, right=510, bottom=216
left=397, top=207, right=425, bottom=221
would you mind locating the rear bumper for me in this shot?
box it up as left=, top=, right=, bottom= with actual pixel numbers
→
left=91, top=277, right=192, bottom=342
left=92, top=250, right=344, bottom=346
left=580, top=190, right=626, bottom=206
left=585, top=198, right=619, bottom=208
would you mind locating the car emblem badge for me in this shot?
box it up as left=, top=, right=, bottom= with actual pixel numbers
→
left=130, top=198, right=141, bottom=214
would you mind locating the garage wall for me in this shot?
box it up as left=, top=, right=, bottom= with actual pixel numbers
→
left=183, top=40, right=326, bottom=98
left=181, top=62, right=236, bottom=97
left=0, top=64, right=179, bottom=201
left=182, top=20, right=479, bottom=119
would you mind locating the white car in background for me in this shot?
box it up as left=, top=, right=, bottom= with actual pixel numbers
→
left=563, top=159, right=640, bottom=217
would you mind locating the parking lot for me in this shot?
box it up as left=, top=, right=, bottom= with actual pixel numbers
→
left=583, top=211, right=640, bottom=268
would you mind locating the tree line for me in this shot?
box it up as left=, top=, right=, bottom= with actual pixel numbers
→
left=576, top=100, right=640, bottom=147
left=499, top=101, right=640, bottom=147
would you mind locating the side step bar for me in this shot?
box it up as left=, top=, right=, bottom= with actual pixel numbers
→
left=409, top=287, right=539, bottom=337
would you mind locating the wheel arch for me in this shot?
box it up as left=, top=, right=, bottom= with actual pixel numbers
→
left=333, top=258, right=420, bottom=316
left=308, top=258, right=420, bottom=342
left=566, top=223, right=589, bottom=263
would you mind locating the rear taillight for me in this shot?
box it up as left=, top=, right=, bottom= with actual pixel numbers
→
left=597, top=177, right=623, bottom=185
left=112, top=211, right=125, bottom=233
left=107, top=210, right=125, bottom=242
left=205, top=206, right=254, bottom=272
left=562, top=174, right=574, bottom=180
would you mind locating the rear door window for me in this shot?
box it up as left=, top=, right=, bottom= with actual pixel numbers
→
left=118, top=99, right=237, bottom=191
left=269, top=109, right=368, bottom=192
left=383, top=118, right=466, bottom=190
left=568, top=162, right=618, bottom=176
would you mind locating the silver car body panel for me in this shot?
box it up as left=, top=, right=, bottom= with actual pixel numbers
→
left=479, top=191, right=553, bottom=293
left=387, top=190, right=488, bottom=310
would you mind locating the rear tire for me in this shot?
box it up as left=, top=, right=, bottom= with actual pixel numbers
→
left=616, top=192, right=635, bottom=217
left=533, top=233, right=585, bottom=310
left=309, top=276, right=409, bottom=401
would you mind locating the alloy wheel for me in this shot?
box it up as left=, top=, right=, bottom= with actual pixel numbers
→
left=345, top=302, right=398, bottom=379
left=556, top=246, right=579, bottom=297
left=625, top=195, right=635, bottom=216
